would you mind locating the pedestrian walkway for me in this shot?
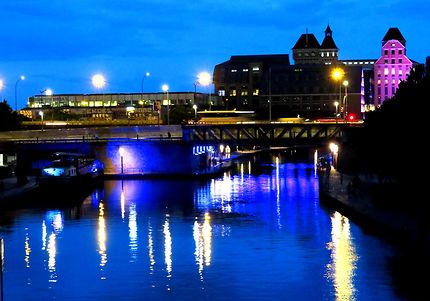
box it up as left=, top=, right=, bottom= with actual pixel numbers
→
left=319, top=168, right=429, bottom=249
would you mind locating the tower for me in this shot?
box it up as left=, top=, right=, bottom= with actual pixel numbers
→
left=320, top=25, right=339, bottom=64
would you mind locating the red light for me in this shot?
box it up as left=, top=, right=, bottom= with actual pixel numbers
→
left=348, top=114, right=355, bottom=121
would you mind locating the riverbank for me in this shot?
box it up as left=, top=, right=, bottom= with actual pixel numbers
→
left=319, top=168, right=430, bottom=249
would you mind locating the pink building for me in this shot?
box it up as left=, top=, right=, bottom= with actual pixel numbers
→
left=374, top=28, right=412, bottom=106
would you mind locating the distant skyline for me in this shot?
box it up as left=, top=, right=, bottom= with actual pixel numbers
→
left=1, top=0, right=430, bottom=110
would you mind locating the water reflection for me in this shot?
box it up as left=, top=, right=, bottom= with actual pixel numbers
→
left=24, top=229, right=31, bottom=268
left=163, top=214, right=172, bottom=279
left=193, top=213, right=212, bottom=278
left=128, top=203, right=138, bottom=262
left=98, top=202, right=108, bottom=269
left=148, top=219, right=155, bottom=272
left=327, top=211, right=358, bottom=301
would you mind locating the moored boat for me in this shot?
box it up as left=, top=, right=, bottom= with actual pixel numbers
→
left=39, top=152, right=104, bottom=187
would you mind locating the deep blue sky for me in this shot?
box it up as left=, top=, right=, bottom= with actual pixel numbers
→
left=1, top=0, right=429, bottom=109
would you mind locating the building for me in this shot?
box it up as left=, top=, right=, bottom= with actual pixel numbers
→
left=213, top=26, right=366, bottom=119
left=373, top=27, right=413, bottom=106
left=213, top=26, right=417, bottom=120
left=24, top=92, right=218, bottom=121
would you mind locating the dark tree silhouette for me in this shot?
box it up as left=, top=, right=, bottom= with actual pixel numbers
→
left=0, top=101, right=23, bottom=131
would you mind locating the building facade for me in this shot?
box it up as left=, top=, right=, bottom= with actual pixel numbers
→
left=25, top=92, right=218, bottom=121
left=373, top=28, right=413, bottom=106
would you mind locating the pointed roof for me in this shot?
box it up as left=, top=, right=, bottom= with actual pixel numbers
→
left=382, top=27, right=406, bottom=45
left=292, top=33, right=320, bottom=49
left=321, top=24, right=338, bottom=49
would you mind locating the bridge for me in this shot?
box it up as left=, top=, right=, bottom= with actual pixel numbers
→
left=182, top=123, right=347, bottom=146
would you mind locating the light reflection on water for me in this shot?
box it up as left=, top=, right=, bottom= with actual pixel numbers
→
left=0, top=158, right=412, bottom=300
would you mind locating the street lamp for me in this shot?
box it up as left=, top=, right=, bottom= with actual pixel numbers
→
left=162, top=84, right=169, bottom=125
left=92, top=74, right=106, bottom=105
left=197, top=71, right=212, bottom=110
left=39, top=111, right=44, bottom=131
left=15, top=75, right=25, bottom=111
left=0, top=79, right=4, bottom=101
left=334, top=101, right=339, bottom=123
left=119, top=147, right=124, bottom=174
left=331, top=68, right=344, bottom=119
left=193, top=104, right=197, bottom=120
left=141, top=72, right=150, bottom=108
left=343, top=80, right=349, bottom=121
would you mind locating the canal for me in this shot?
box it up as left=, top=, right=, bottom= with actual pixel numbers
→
left=0, top=151, right=426, bottom=300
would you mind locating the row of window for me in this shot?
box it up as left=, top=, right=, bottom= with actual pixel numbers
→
left=231, top=66, right=260, bottom=73
left=383, top=49, right=404, bottom=56
left=377, top=86, right=396, bottom=95
left=377, top=67, right=407, bottom=76
left=383, top=58, right=404, bottom=64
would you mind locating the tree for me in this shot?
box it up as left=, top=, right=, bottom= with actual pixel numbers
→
left=0, top=101, right=24, bottom=131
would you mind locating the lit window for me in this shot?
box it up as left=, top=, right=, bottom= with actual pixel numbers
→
left=377, top=79, right=381, bottom=84
left=384, top=68, right=389, bottom=75
left=321, top=52, right=324, bottom=57
left=384, top=79, right=388, bottom=84
left=326, top=52, right=329, bottom=57
left=399, top=69, right=403, bottom=75
left=332, top=52, right=335, bottom=56
left=218, top=90, right=225, bottom=96
left=241, top=90, right=248, bottom=96
left=391, top=69, right=395, bottom=75
left=253, top=89, right=259, bottom=96
left=252, top=67, right=259, bottom=71
left=391, top=43, right=396, bottom=46
left=392, top=79, right=396, bottom=84
left=231, top=69, right=237, bottom=73
left=230, top=89, right=236, bottom=96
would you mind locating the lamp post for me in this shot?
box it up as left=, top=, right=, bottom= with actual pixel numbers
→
left=343, top=80, right=349, bottom=122
left=193, top=104, right=197, bottom=120
left=39, top=111, right=44, bottom=131
left=197, top=72, right=212, bottom=110
left=119, top=147, right=124, bottom=174
left=269, top=67, right=272, bottom=123
left=162, top=84, right=169, bottom=125
left=334, top=101, right=339, bottom=123
left=331, top=68, right=344, bottom=119
left=141, top=72, right=150, bottom=108
left=92, top=74, right=106, bottom=105
left=14, top=75, right=25, bottom=111
left=0, top=80, right=4, bottom=101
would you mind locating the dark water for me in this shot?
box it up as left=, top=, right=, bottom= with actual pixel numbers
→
left=0, top=154, right=425, bottom=300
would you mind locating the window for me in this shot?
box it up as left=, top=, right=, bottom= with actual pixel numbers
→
left=377, top=79, right=381, bottom=84
left=399, top=59, right=402, bottom=63
left=391, top=68, right=395, bottom=75
left=391, top=43, right=396, bottom=46
left=392, top=79, right=396, bottom=84
left=391, top=59, right=395, bottom=64
left=385, top=87, right=388, bottom=94
left=252, top=66, right=260, bottom=71
left=253, top=89, right=259, bottom=96
left=229, top=89, right=236, bottom=96
left=384, top=50, right=388, bottom=55
left=385, top=79, right=388, bottom=84
left=218, top=90, right=225, bottom=96
left=399, top=69, right=403, bottom=75
left=321, top=52, right=324, bottom=57
left=384, top=59, right=388, bottom=64
left=241, top=90, right=248, bottom=96
left=399, top=50, right=403, bottom=55
left=242, top=68, right=248, bottom=72
left=378, top=87, right=381, bottom=95
left=392, top=86, right=395, bottom=94
left=231, top=69, right=237, bottom=73
left=391, top=50, right=395, bottom=55
left=384, top=68, right=389, bottom=75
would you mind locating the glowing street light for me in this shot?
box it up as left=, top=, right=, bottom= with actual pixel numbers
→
left=15, top=75, right=25, bottom=111
left=162, top=84, right=169, bottom=125
left=141, top=71, right=150, bottom=107
left=119, top=147, right=124, bottom=174
left=0, top=79, right=4, bottom=101
left=92, top=74, right=106, bottom=89
left=193, top=104, right=197, bottom=120
left=343, top=80, right=349, bottom=121
left=331, top=68, right=344, bottom=118
left=39, top=110, right=44, bottom=131
left=197, top=71, right=212, bottom=110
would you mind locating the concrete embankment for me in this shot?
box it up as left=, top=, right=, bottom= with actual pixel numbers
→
left=319, top=169, right=430, bottom=249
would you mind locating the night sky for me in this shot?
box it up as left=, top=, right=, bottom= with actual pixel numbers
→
left=1, top=0, right=429, bottom=109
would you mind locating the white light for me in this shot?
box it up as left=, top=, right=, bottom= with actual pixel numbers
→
left=193, top=104, right=197, bottom=110
left=119, top=147, right=125, bottom=156
left=0, top=80, right=4, bottom=90
left=92, top=74, right=106, bottom=89
left=197, top=72, right=211, bottom=86
left=20, top=75, right=25, bottom=81
left=39, top=111, right=44, bottom=117
left=45, top=88, right=53, bottom=96
left=162, top=84, right=169, bottom=92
